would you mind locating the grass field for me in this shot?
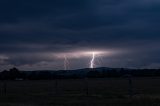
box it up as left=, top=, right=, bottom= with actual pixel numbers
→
left=1, top=77, right=160, bottom=106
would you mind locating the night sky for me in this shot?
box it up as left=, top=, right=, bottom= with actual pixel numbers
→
left=1, top=0, right=160, bottom=71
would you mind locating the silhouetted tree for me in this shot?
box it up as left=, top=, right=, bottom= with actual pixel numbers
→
left=9, top=67, right=21, bottom=80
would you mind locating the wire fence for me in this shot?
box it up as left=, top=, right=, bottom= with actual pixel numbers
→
left=1, top=77, right=160, bottom=105
left=1, top=77, right=160, bottom=97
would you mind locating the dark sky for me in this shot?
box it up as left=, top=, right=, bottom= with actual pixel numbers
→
left=1, top=0, right=160, bottom=70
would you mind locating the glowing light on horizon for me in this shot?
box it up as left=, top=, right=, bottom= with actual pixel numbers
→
left=53, top=49, right=115, bottom=69
left=90, top=52, right=95, bottom=68
left=54, top=50, right=110, bottom=59
left=64, top=55, right=69, bottom=70
left=88, top=51, right=105, bottom=68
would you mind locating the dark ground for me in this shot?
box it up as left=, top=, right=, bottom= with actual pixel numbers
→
left=1, top=77, right=160, bottom=106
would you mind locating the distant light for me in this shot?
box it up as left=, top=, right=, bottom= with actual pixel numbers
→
left=90, top=52, right=95, bottom=68
left=51, top=49, right=118, bottom=69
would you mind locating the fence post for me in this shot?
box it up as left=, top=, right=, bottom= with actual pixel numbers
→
left=128, top=75, right=133, bottom=98
left=3, top=80, right=7, bottom=96
left=55, top=79, right=58, bottom=96
left=84, top=77, right=89, bottom=96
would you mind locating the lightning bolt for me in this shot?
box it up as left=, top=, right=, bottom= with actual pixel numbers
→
left=64, top=55, right=69, bottom=70
left=90, top=52, right=95, bottom=68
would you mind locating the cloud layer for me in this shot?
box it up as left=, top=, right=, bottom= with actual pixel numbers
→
left=1, top=0, right=160, bottom=70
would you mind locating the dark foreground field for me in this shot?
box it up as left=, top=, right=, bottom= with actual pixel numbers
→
left=1, top=77, right=160, bottom=106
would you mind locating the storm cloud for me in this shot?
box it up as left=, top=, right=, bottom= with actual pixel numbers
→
left=1, top=0, right=160, bottom=70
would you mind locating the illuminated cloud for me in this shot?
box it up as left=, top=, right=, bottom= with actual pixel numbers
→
left=0, top=0, right=160, bottom=70
left=53, top=49, right=119, bottom=59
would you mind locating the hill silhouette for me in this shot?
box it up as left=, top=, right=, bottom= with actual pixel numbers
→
left=1, top=67, right=160, bottom=80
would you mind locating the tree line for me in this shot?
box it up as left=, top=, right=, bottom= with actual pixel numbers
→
left=1, top=67, right=160, bottom=80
